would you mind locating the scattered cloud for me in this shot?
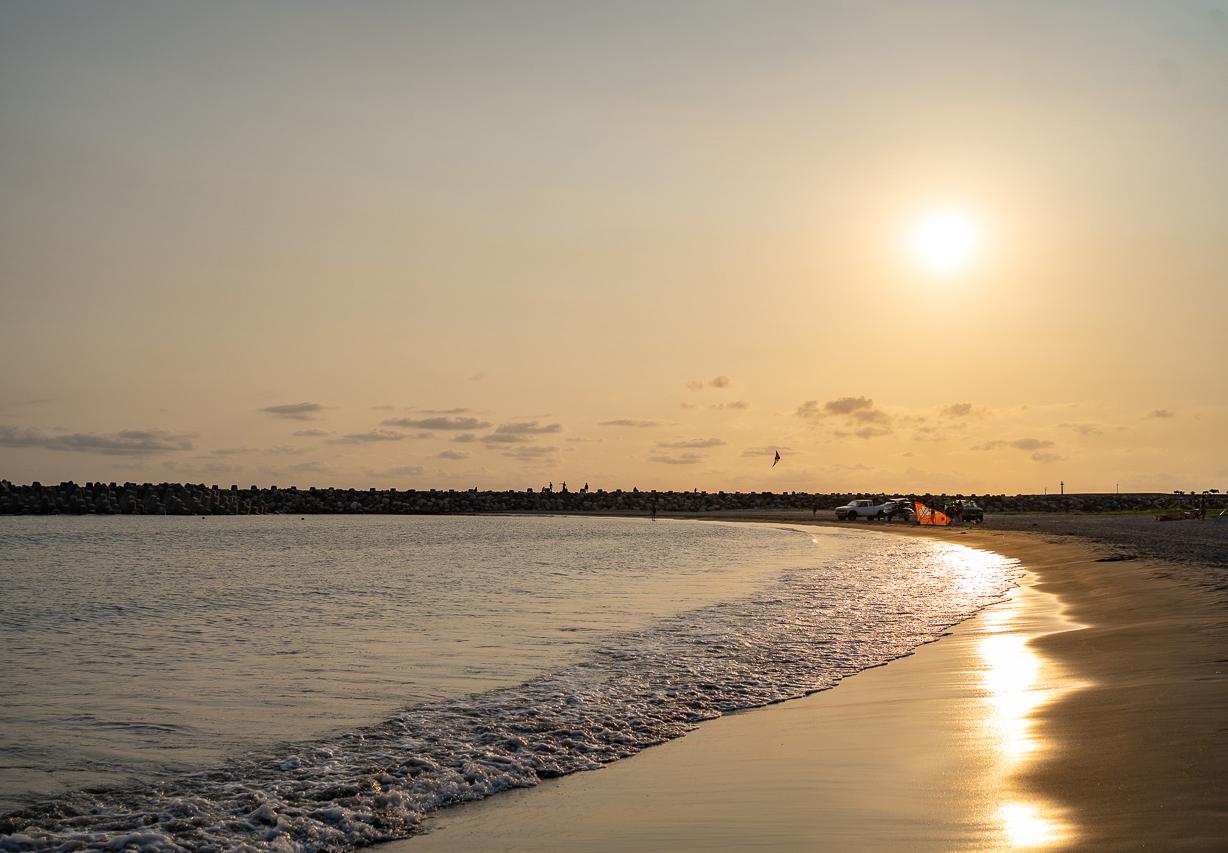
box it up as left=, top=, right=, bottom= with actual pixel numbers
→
left=686, top=376, right=733, bottom=391
left=288, top=460, right=331, bottom=473
left=291, top=428, right=330, bottom=437
left=389, top=465, right=424, bottom=476
left=468, top=372, right=486, bottom=382
left=974, top=438, right=1055, bottom=451
left=453, top=433, right=478, bottom=443
left=649, top=452, right=706, bottom=465
left=1031, top=452, right=1065, bottom=464
left=501, top=445, right=558, bottom=462
left=710, top=400, right=749, bottom=410
left=329, top=430, right=405, bottom=444
left=260, top=402, right=323, bottom=420
left=419, top=407, right=471, bottom=415
left=798, top=396, right=893, bottom=437
left=657, top=437, right=726, bottom=449
left=0, top=425, right=195, bottom=455
left=437, top=450, right=469, bottom=460
left=495, top=420, right=561, bottom=435
left=1148, top=409, right=1175, bottom=419
left=382, top=416, right=492, bottom=430
left=822, top=396, right=874, bottom=416
left=599, top=419, right=661, bottom=428
left=940, top=402, right=975, bottom=418
left=680, top=402, right=697, bottom=409
left=1059, top=422, right=1104, bottom=437
left=370, top=404, right=396, bottom=411
left=481, top=433, right=531, bottom=444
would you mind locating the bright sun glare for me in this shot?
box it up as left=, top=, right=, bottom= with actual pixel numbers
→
left=912, top=209, right=979, bottom=275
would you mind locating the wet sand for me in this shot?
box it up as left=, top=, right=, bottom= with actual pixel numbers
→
left=386, top=520, right=1228, bottom=851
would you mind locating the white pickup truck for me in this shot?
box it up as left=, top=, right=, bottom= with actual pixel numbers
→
left=834, top=499, right=884, bottom=521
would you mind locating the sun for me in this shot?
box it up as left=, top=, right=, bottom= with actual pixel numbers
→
left=912, top=208, right=979, bottom=275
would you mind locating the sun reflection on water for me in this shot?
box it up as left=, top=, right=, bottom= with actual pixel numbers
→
left=978, top=591, right=1078, bottom=848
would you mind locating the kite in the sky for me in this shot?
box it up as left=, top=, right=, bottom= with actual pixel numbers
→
left=772, top=450, right=781, bottom=467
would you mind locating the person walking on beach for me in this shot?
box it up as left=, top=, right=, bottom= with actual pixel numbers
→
left=651, top=502, right=657, bottom=520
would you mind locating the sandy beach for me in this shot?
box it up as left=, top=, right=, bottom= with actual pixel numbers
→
left=387, top=517, right=1228, bottom=851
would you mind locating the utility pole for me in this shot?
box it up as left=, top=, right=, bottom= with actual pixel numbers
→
left=1060, top=480, right=1065, bottom=495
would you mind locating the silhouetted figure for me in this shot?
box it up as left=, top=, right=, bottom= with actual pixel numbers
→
left=651, top=503, right=657, bottom=520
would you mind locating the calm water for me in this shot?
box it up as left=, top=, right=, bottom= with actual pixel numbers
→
left=0, top=515, right=1016, bottom=849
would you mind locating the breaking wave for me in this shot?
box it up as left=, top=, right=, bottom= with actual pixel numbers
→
left=1, top=535, right=1016, bottom=851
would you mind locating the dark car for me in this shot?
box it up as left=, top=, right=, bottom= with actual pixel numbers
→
left=947, top=500, right=984, bottom=524
left=881, top=498, right=916, bottom=522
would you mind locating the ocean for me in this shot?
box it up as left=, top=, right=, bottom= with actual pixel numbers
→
left=0, top=515, right=1016, bottom=849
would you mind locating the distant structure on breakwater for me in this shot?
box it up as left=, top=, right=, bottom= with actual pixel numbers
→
left=0, top=480, right=1221, bottom=516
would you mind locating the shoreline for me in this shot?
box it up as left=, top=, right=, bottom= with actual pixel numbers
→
left=384, top=517, right=1228, bottom=851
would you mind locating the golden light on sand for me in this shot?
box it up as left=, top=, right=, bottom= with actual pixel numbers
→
left=912, top=208, right=979, bottom=275
left=999, top=802, right=1062, bottom=847
left=980, top=631, right=1043, bottom=760
left=978, top=589, right=1081, bottom=848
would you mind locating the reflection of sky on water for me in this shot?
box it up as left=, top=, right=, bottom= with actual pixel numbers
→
left=977, top=587, right=1085, bottom=848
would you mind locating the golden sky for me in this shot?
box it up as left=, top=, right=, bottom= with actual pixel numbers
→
left=1, top=2, right=1225, bottom=493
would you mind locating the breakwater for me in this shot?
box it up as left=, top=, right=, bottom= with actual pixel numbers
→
left=0, top=480, right=1220, bottom=516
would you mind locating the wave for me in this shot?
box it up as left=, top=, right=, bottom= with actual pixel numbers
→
left=1, top=540, right=1015, bottom=851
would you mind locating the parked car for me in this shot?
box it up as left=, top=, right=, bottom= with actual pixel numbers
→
left=835, top=499, right=881, bottom=521
left=882, top=498, right=916, bottom=522
left=946, top=499, right=984, bottom=523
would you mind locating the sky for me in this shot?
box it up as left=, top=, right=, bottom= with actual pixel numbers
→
left=1, top=1, right=1226, bottom=494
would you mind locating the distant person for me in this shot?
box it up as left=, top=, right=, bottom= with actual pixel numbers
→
left=651, top=503, right=657, bottom=520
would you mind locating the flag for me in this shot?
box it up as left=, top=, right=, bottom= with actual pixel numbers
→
left=772, top=450, right=781, bottom=467
left=914, top=501, right=952, bottom=526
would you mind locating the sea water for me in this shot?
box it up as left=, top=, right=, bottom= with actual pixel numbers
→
left=0, top=515, right=1015, bottom=849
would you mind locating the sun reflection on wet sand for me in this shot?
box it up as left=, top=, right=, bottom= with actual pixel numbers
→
left=978, top=584, right=1086, bottom=847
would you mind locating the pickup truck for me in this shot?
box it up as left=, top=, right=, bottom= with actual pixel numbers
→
left=835, top=499, right=887, bottom=521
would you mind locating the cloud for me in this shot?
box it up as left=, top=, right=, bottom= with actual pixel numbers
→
left=288, top=460, right=331, bottom=473
left=657, top=437, right=725, bottom=449
left=328, top=430, right=405, bottom=444
left=1031, top=452, right=1065, bottom=464
left=468, top=372, right=486, bottom=382
left=974, top=438, right=1055, bottom=451
left=1058, top=422, right=1103, bottom=437
left=686, top=376, right=733, bottom=391
left=370, top=404, right=396, bottom=411
left=495, top=420, right=562, bottom=435
left=385, top=465, right=424, bottom=476
left=941, top=402, right=974, bottom=418
left=501, top=445, right=558, bottom=462
left=1148, top=409, right=1175, bottom=419
left=0, top=425, right=195, bottom=455
left=382, top=416, right=491, bottom=430
left=710, top=401, right=749, bottom=410
left=649, top=452, right=706, bottom=465
left=419, top=407, right=471, bottom=415
left=799, top=396, right=894, bottom=437
left=599, top=419, right=661, bottom=428
left=437, top=450, right=469, bottom=460
left=822, top=396, right=875, bottom=415
left=481, top=433, right=532, bottom=444
left=291, top=428, right=331, bottom=437
left=260, top=402, right=324, bottom=420
left=453, top=433, right=478, bottom=443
